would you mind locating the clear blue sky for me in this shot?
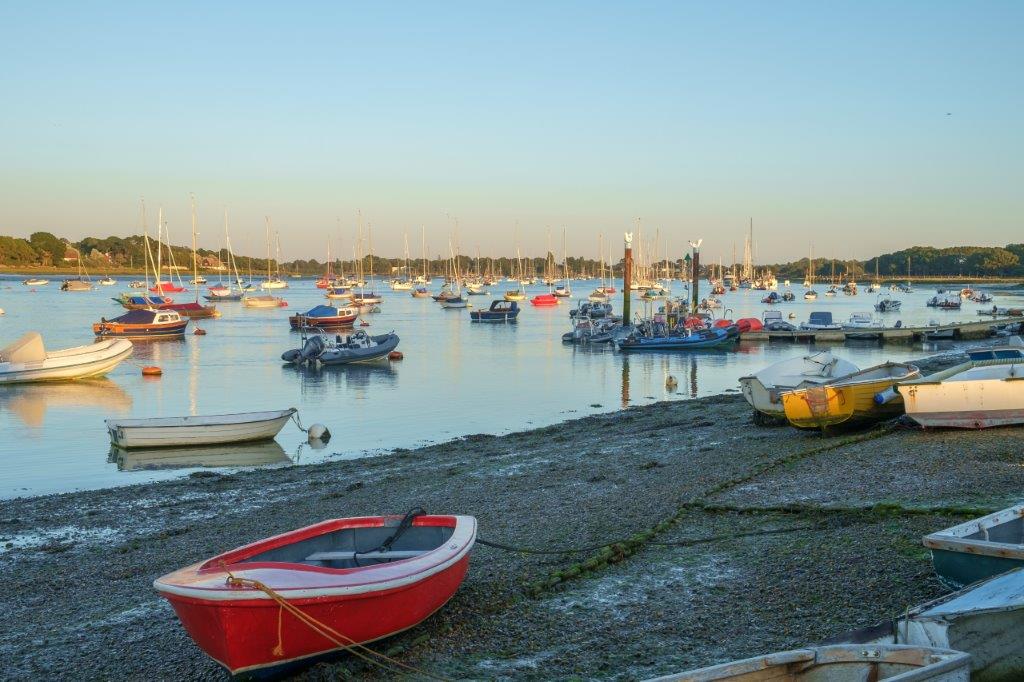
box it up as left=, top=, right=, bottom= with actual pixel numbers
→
left=1, top=2, right=1021, bottom=262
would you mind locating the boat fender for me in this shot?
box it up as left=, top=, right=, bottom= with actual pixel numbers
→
left=874, top=388, right=899, bottom=405
left=388, top=351, right=403, bottom=360
left=307, top=423, right=330, bottom=443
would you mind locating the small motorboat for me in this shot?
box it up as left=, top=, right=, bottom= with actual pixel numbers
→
left=530, top=293, right=559, bottom=306
left=289, top=304, right=358, bottom=330
left=843, top=313, right=883, bottom=340
left=389, top=278, right=413, bottom=291
left=803, top=289, right=818, bottom=300
left=243, top=295, right=286, bottom=308
left=799, top=311, right=842, bottom=330
left=0, top=333, right=133, bottom=384
left=553, top=284, right=571, bottom=297
left=617, top=327, right=736, bottom=351
left=190, top=276, right=208, bottom=285
left=154, top=513, right=476, bottom=678
left=22, top=278, right=49, bottom=286
left=127, top=281, right=146, bottom=288
left=440, top=295, right=468, bottom=309
left=570, top=301, right=614, bottom=319
left=781, top=290, right=796, bottom=301
left=503, top=290, right=527, bottom=302
left=61, top=278, right=93, bottom=291
left=922, top=504, right=1024, bottom=589
left=107, top=408, right=297, bottom=448
left=283, top=331, right=400, bottom=365
left=98, top=276, right=117, bottom=286
left=972, top=292, right=994, bottom=303
left=898, top=355, right=1024, bottom=429
left=646, top=645, right=969, bottom=681
left=739, top=350, right=859, bottom=424
left=781, top=361, right=920, bottom=430
left=470, top=300, right=520, bottom=323
left=927, top=295, right=962, bottom=309
left=832, top=568, right=1024, bottom=680
left=411, top=286, right=432, bottom=298
left=93, top=309, right=189, bottom=339
left=761, top=291, right=781, bottom=304
left=875, top=296, right=902, bottom=312
left=149, top=281, right=186, bottom=293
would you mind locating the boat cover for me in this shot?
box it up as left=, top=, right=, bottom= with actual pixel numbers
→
left=108, top=310, right=158, bottom=324
left=0, top=332, right=46, bottom=363
left=303, top=305, right=341, bottom=317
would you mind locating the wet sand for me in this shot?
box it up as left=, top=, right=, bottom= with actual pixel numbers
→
left=1, top=352, right=1022, bottom=680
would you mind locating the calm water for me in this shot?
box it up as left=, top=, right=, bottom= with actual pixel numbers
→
left=1, top=275, right=1019, bottom=498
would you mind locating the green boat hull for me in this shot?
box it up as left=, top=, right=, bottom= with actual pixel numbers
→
left=932, top=548, right=1024, bottom=590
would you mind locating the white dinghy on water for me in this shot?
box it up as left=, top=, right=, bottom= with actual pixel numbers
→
left=739, top=350, right=859, bottom=425
left=106, top=408, right=298, bottom=449
left=0, top=332, right=133, bottom=384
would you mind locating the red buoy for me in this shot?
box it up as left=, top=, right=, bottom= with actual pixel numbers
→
left=142, top=366, right=162, bottom=376
left=388, top=351, right=403, bottom=360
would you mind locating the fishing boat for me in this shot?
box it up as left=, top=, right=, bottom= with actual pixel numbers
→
left=780, top=361, right=920, bottom=430
left=154, top=513, right=476, bottom=677
left=470, top=300, right=520, bottom=323
left=107, top=408, right=297, bottom=449
left=22, top=278, right=49, bottom=286
left=740, top=351, right=860, bottom=424
left=617, top=326, right=736, bottom=351
left=646, top=645, right=969, bottom=681
left=93, top=309, right=189, bottom=339
left=530, top=293, right=558, bottom=307
left=111, top=441, right=290, bottom=472
left=832, top=567, right=1024, bottom=681
left=0, top=333, right=133, bottom=384
left=922, top=505, right=1024, bottom=590
left=282, top=331, right=400, bottom=365
left=290, top=304, right=358, bottom=330
left=799, top=311, right=843, bottom=330
left=897, top=353, right=1024, bottom=429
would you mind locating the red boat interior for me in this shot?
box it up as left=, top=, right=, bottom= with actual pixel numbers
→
left=238, top=520, right=455, bottom=570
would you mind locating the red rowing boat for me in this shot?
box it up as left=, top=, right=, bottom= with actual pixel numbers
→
left=154, top=513, right=476, bottom=677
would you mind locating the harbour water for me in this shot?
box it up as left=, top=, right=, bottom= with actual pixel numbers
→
left=1, top=275, right=1020, bottom=498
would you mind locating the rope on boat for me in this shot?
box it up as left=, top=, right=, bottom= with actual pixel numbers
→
left=476, top=523, right=822, bottom=556
left=289, top=410, right=309, bottom=433
left=221, top=566, right=450, bottom=681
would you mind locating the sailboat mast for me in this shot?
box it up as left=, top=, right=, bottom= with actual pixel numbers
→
left=156, top=207, right=164, bottom=292
left=191, top=194, right=199, bottom=302
left=264, top=216, right=272, bottom=280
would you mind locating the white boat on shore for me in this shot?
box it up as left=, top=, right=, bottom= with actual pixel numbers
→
left=740, top=350, right=859, bottom=424
left=646, top=644, right=970, bottom=681
left=897, top=352, right=1024, bottom=429
left=106, top=408, right=297, bottom=449
left=0, top=333, right=133, bottom=384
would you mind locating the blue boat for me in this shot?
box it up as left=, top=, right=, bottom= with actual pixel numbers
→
left=470, top=300, right=520, bottom=323
left=617, top=326, right=736, bottom=351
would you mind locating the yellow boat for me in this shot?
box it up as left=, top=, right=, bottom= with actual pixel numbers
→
left=504, top=290, right=527, bottom=301
left=781, top=361, right=920, bottom=430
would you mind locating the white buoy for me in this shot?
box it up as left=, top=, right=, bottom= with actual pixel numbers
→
left=666, top=375, right=678, bottom=389
left=0, top=308, right=5, bottom=315
left=307, top=423, right=330, bottom=443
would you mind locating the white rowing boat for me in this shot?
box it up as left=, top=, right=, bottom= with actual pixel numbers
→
left=0, top=333, right=133, bottom=384
left=106, top=408, right=297, bottom=449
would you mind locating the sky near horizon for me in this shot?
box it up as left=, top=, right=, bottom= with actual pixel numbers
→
left=1, top=2, right=1021, bottom=262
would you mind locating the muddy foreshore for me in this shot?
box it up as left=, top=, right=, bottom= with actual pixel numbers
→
left=2, top=351, right=1022, bottom=681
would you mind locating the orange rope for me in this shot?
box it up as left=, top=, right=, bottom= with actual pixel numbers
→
left=223, top=571, right=448, bottom=681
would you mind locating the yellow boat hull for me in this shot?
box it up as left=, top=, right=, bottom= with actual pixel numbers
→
left=782, top=378, right=908, bottom=429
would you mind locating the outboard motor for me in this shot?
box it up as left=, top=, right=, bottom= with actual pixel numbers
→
left=297, top=335, right=326, bottom=363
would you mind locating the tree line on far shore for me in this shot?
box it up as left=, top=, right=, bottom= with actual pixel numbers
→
left=1, top=231, right=1022, bottom=280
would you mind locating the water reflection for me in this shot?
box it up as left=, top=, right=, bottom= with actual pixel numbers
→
left=282, top=362, right=399, bottom=393
left=0, top=380, right=132, bottom=428
left=109, top=441, right=291, bottom=471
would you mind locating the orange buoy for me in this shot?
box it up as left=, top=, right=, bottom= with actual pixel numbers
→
left=194, top=328, right=207, bottom=335
left=388, top=351, right=403, bottom=360
left=141, top=366, right=163, bottom=376
left=359, top=321, right=370, bottom=327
